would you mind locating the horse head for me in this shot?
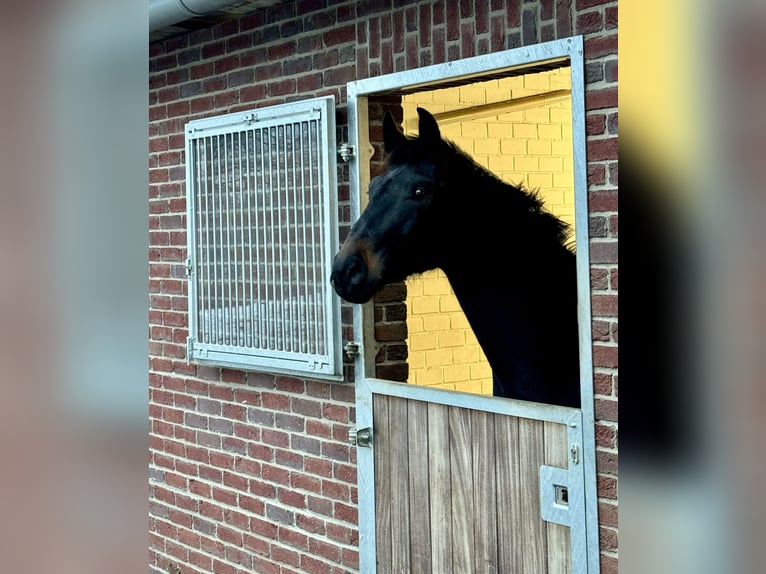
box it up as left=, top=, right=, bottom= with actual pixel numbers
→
left=331, top=108, right=450, bottom=304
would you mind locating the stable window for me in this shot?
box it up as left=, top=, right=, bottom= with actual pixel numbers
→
left=184, top=96, right=342, bottom=379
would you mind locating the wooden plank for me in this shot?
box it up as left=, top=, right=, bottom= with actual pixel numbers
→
left=495, top=414, right=522, bottom=573
left=388, top=396, right=411, bottom=572
left=428, top=402, right=452, bottom=574
left=449, top=406, right=474, bottom=572
left=373, top=394, right=392, bottom=572
left=407, top=399, right=432, bottom=572
left=472, top=410, right=498, bottom=573
left=518, top=418, right=548, bottom=573
left=544, top=421, right=572, bottom=574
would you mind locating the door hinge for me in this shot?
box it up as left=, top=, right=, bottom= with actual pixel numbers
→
left=338, top=143, right=355, bottom=162
left=350, top=427, right=372, bottom=448
left=185, top=258, right=193, bottom=277
left=344, top=341, right=360, bottom=359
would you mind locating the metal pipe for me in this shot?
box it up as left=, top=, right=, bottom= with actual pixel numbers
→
left=149, top=0, right=239, bottom=32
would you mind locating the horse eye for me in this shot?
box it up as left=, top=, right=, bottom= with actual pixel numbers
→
left=412, top=186, right=426, bottom=198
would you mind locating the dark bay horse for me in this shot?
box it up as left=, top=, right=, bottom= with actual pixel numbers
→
left=331, top=108, right=580, bottom=408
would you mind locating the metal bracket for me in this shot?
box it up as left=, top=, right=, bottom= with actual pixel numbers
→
left=338, top=143, right=355, bottom=162
left=344, top=341, right=360, bottom=359
left=350, top=427, right=372, bottom=448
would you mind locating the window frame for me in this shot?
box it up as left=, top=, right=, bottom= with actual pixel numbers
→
left=184, top=96, right=343, bottom=380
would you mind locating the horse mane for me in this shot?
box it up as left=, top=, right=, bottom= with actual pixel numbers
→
left=388, top=134, right=574, bottom=252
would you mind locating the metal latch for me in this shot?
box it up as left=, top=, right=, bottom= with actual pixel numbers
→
left=350, top=427, right=372, bottom=448
left=539, top=465, right=572, bottom=527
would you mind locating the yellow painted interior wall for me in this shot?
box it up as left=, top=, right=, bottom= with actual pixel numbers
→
left=402, top=69, right=574, bottom=395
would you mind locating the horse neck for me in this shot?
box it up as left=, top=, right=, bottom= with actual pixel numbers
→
left=439, top=155, right=565, bottom=273
left=436, top=153, right=575, bottom=367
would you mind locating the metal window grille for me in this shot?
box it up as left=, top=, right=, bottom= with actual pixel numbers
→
left=184, top=97, right=342, bottom=378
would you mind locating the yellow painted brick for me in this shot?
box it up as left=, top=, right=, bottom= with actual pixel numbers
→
left=431, top=89, right=461, bottom=105
left=537, top=124, right=561, bottom=140
left=549, top=71, right=571, bottom=90
left=422, top=314, right=451, bottom=332
left=461, top=122, right=488, bottom=139
left=454, top=380, right=484, bottom=394
left=562, top=124, right=573, bottom=140
left=411, top=296, right=440, bottom=315
left=407, top=351, right=426, bottom=370
left=540, top=156, right=564, bottom=172
left=488, top=155, right=515, bottom=174
left=471, top=362, right=493, bottom=380
left=449, top=313, right=472, bottom=330
left=459, top=85, right=486, bottom=104
left=550, top=106, right=572, bottom=123
left=501, top=139, right=526, bottom=155
left=443, top=364, right=471, bottom=384
left=527, top=173, right=553, bottom=190
left=426, top=348, right=453, bottom=367
left=453, top=345, right=480, bottom=364
left=551, top=139, right=572, bottom=156
left=524, top=106, right=550, bottom=123
left=480, top=379, right=494, bottom=395
left=497, top=112, right=525, bottom=126
left=438, top=330, right=465, bottom=348
left=441, top=124, right=462, bottom=140
left=503, top=75, right=525, bottom=92
left=472, top=155, right=489, bottom=168
left=406, top=316, right=424, bottom=334
left=563, top=156, right=573, bottom=172
left=474, top=138, right=499, bottom=156
left=538, top=188, right=565, bottom=205
left=524, top=73, right=551, bottom=91
left=553, top=172, right=573, bottom=188
left=513, top=123, right=538, bottom=139
left=405, top=277, right=423, bottom=297
left=439, top=296, right=463, bottom=313
left=527, top=139, right=552, bottom=156
left=423, top=276, right=452, bottom=296
left=488, top=122, right=512, bottom=139
left=417, top=366, right=445, bottom=386
left=409, top=332, right=438, bottom=351
left=484, top=86, right=512, bottom=103
left=514, top=156, right=539, bottom=172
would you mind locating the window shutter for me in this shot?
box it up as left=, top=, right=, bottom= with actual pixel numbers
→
left=184, top=96, right=342, bottom=379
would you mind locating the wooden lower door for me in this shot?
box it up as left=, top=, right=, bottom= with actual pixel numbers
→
left=355, top=378, right=585, bottom=574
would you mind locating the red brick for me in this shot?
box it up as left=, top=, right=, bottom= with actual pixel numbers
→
left=587, top=137, right=618, bottom=161
left=310, top=537, right=341, bottom=562
left=576, top=10, right=603, bottom=34
left=334, top=502, right=357, bottom=524
left=585, top=33, right=617, bottom=58
left=600, top=553, right=619, bottom=574
left=585, top=87, right=617, bottom=111
left=588, top=190, right=618, bottom=212
left=323, top=24, right=355, bottom=47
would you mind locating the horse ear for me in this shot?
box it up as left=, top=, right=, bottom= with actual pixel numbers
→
left=383, top=111, right=407, bottom=153
left=417, top=107, right=441, bottom=144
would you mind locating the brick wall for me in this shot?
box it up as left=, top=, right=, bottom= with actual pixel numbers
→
left=149, top=1, right=618, bottom=573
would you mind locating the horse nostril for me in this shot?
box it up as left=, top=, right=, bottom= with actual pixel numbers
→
left=346, top=255, right=367, bottom=286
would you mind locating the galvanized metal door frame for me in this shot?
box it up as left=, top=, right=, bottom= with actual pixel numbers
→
left=346, top=36, right=599, bottom=573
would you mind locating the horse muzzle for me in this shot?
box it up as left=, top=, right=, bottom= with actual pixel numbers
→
left=330, top=241, right=383, bottom=304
